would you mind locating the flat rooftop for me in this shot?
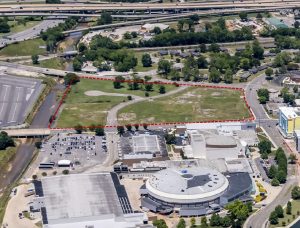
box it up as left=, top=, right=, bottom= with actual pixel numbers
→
left=41, top=173, right=124, bottom=225
left=279, top=106, right=300, bottom=119
left=133, top=135, right=160, bottom=153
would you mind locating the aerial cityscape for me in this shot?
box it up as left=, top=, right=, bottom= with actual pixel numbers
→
left=0, top=0, right=300, bottom=228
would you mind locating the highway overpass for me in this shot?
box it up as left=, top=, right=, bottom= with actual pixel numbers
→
left=4, top=128, right=51, bottom=138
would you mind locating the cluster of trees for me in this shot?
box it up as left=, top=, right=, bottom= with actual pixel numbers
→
left=138, top=18, right=253, bottom=48
left=40, top=17, right=77, bottom=52
left=113, top=75, right=166, bottom=96
left=0, top=131, right=14, bottom=150
left=74, top=124, right=105, bottom=136
left=258, top=139, right=272, bottom=159
left=257, top=88, right=269, bottom=104
left=268, top=147, right=287, bottom=186
left=177, top=15, right=200, bottom=32
left=97, top=12, right=112, bottom=25
left=269, top=205, right=284, bottom=225
left=64, top=73, right=80, bottom=86
left=75, top=36, right=137, bottom=72
left=117, top=124, right=148, bottom=135
left=280, top=87, right=295, bottom=106
left=272, top=51, right=300, bottom=75
left=209, top=213, right=232, bottom=227
left=0, top=18, right=10, bottom=33
left=123, top=31, right=138, bottom=40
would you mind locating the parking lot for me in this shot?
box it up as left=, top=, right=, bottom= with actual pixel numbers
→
left=40, top=133, right=107, bottom=168
left=0, top=74, right=43, bottom=127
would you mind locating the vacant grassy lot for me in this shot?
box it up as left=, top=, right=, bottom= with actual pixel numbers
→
left=134, top=52, right=157, bottom=72
left=71, top=78, right=176, bottom=97
left=56, top=79, right=177, bottom=127
left=0, top=38, right=46, bottom=56
left=118, top=87, right=250, bottom=124
left=0, top=147, right=16, bottom=172
left=38, top=58, right=66, bottom=70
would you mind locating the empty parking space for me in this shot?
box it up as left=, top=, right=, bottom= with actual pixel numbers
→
left=0, top=75, right=43, bottom=127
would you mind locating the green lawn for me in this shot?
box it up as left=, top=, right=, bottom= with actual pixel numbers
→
left=71, top=78, right=176, bottom=98
left=270, top=200, right=300, bottom=227
left=118, top=87, right=250, bottom=125
left=38, top=58, right=66, bottom=70
left=0, top=147, right=17, bottom=172
left=0, top=38, right=46, bottom=56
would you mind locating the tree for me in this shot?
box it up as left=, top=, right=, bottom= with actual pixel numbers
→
left=190, top=218, right=196, bottom=227
left=98, top=12, right=112, bottom=25
left=165, top=134, right=176, bottom=144
left=145, top=84, right=153, bottom=92
left=226, top=200, right=250, bottom=221
left=35, top=141, right=42, bottom=149
left=268, top=165, right=277, bottom=179
left=113, top=76, right=125, bottom=89
left=142, top=53, right=152, bottom=67
left=134, top=124, right=139, bottom=131
left=289, top=154, right=297, bottom=164
left=159, top=85, right=166, bottom=94
left=221, top=216, right=231, bottom=227
left=46, top=0, right=61, bottom=2
left=239, top=12, right=248, bottom=21
left=256, top=13, right=263, bottom=20
left=258, top=139, right=272, bottom=154
left=200, top=217, right=208, bottom=228
left=257, top=88, right=270, bottom=101
left=209, top=67, right=221, bottom=83
left=197, top=55, right=208, bottom=69
left=125, top=125, right=132, bottom=131
left=286, top=201, right=292, bottom=215
left=265, top=68, right=274, bottom=78
left=64, top=73, right=80, bottom=85
left=258, top=96, right=267, bottom=104
left=252, top=40, right=264, bottom=59
left=158, top=59, right=171, bottom=76
left=275, top=205, right=284, bottom=218
left=143, top=124, right=148, bottom=130
left=199, top=43, right=207, bottom=53
left=62, top=169, right=69, bottom=175
left=153, top=219, right=168, bottom=228
left=32, top=174, right=38, bottom=180
left=295, top=21, right=300, bottom=29
left=152, top=26, right=162, bottom=35
left=269, top=211, right=279, bottom=225
left=95, top=127, right=105, bottom=136
left=74, top=124, right=83, bottom=134
left=210, top=213, right=221, bottom=226
left=209, top=43, right=220, bottom=53
left=0, top=19, right=10, bottom=33
left=224, top=69, right=233, bottom=84
left=31, top=54, right=39, bottom=64
left=78, top=42, right=87, bottom=53
left=271, top=178, right=280, bottom=186
left=276, top=169, right=287, bottom=183
left=293, top=86, right=298, bottom=94
left=177, top=218, right=186, bottom=228
left=123, top=32, right=132, bottom=39
left=73, top=57, right=82, bottom=71
left=292, top=186, right=300, bottom=200
left=117, top=126, right=125, bottom=135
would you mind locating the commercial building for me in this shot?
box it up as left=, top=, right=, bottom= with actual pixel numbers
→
left=140, top=167, right=253, bottom=216
left=279, top=107, right=300, bottom=137
left=119, top=131, right=168, bottom=160
left=32, top=173, right=152, bottom=228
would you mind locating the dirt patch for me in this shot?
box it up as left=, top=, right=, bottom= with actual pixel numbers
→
left=84, top=90, right=103, bottom=96
left=118, top=113, right=136, bottom=121
left=211, top=92, right=221, bottom=96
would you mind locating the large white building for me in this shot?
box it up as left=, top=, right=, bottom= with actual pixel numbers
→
left=32, top=173, right=152, bottom=228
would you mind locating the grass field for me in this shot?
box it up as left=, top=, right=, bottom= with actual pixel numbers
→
left=118, top=87, right=250, bottom=124
left=0, top=38, right=46, bottom=56
left=270, top=200, right=300, bottom=227
left=56, top=79, right=177, bottom=127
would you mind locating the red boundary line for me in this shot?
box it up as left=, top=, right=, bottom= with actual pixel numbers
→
left=48, top=76, right=255, bottom=130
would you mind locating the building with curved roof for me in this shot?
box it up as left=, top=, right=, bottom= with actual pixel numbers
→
left=140, top=167, right=252, bottom=216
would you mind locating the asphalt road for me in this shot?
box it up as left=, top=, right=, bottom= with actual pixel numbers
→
left=244, top=74, right=298, bottom=227
left=0, top=144, right=35, bottom=194
left=0, top=19, right=63, bottom=48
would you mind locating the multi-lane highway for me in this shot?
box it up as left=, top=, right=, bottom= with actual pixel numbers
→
left=0, top=19, right=64, bottom=48
left=0, top=1, right=298, bottom=13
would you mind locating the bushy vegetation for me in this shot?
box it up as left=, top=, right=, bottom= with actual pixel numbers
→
left=0, top=18, right=10, bottom=33
left=0, top=131, right=14, bottom=150
left=40, top=17, right=77, bottom=52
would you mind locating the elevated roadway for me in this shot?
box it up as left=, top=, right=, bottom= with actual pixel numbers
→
left=4, top=128, right=51, bottom=137
left=0, top=1, right=298, bottom=13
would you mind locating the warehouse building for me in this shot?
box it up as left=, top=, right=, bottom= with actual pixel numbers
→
left=140, top=167, right=252, bottom=216
left=32, top=173, right=152, bottom=228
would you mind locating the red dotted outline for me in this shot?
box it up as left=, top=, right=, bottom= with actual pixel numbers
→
left=48, top=76, right=255, bottom=130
